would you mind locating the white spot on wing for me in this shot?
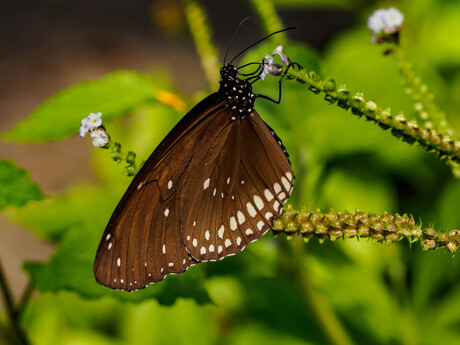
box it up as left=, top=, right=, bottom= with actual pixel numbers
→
left=108, top=242, right=112, bottom=250
left=237, top=237, right=242, bottom=246
left=227, top=177, right=231, bottom=184
left=274, top=183, right=282, bottom=194
left=205, top=230, right=210, bottom=240
left=264, top=189, right=274, bottom=202
left=168, top=180, right=173, bottom=189
left=246, top=202, right=257, bottom=217
left=213, top=188, right=216, bottom=197
left=230, top=217, right=237, bottom=231
left=164, top=208, right=169, bottom=217
left=200, top=247, right=206, bottom=255
left=237, top=211, right=245, bottom=224
left=218, top=245, right=223, bottom=254
left=203, top=178, right=210, bottom=189
left=162, top=244, right=166, bottom=254
left=245, top=228, right=254, bottom=235
left=279, top=192, right=286, bottom=200
left=257, top=221, right=264, bottom=231
left=106, top=234, right=111, bottom=241
left=225, top=239, right=232, bottom=248
left=193, top=238, right=197, bottom=247
left=168, top=262, right=174, bottom=267
left=117, top=258, right=121, bottom=267
left=281, top=177, right=290, bottom=192
left=286, top=172, right=293, bottom=181
left=265, top=212, right=273, bottom=220
left=218, top=225, right=225, bottom=239
left=137, top=182, right=143, bottom=190
left=273, top=200, right=280, bottom=212
left=209, top=244, right=215, bottom=252
left=253, top=195, right=264, bottom=210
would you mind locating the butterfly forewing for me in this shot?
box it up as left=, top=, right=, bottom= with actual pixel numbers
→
left=94, top=94, right=228, bottom=291
left=181, top=109, right=294, bottom=262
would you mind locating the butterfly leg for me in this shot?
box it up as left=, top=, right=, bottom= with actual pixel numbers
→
left=256, top=64, right=292, bottom=104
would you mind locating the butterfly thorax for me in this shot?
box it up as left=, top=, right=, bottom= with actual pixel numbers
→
left=218, top=64, right=256, bottom=120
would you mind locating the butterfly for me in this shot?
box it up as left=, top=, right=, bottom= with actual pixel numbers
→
left=94, top=28, right=295, bottom=291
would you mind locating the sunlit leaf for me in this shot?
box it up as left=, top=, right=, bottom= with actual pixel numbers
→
left=3, top=71, right=158, bottom=143
left=0, top=160, right=44, bottom=210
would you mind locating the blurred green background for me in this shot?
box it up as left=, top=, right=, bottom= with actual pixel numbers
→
left=1, top=0, right=460, bottom=344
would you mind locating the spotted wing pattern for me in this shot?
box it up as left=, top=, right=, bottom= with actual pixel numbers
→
left=180, top=109, right=294, bottom=261
left=94, top=94, right=229, bottom=291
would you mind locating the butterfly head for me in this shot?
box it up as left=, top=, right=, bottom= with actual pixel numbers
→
left=218, top=64, right=256, bottom=120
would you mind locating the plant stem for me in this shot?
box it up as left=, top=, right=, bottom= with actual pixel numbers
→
left=249, top=0, right=285, bottom=38
left=273, top=206, right=460, bottom=254
left=0, top=260, right=31, bottom=345
left=392, top=46, right=454, bottom=136
left=285, top=66, right=460, bottom=168
left=284, top=239, right=355, bottom=345
left=181, top=0, right=219, bottom=91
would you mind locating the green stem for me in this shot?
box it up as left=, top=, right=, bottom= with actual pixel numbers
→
left=273, top=206, right=460, bottom=254
left=392, top=46, right=454, bottom=136
left=181, top=0, right=219, bottom=91
left=285, top=66, right=460, bottom=169
left=249, top=0, right=285, bottom=38
left=284, top=239, right=355, bottom=345
left=0, top=260, right=31, bottom=345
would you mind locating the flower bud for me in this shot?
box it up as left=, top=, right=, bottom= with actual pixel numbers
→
left=336, top=85, right=350, bottom=109
left=422, top=239, right=436, bottom=250
left=323, top=77, right=336, bottom=91
left=429, top=130, right=441, bottom=146
left=393, top=113, right=406, bottom=130
left=446, top=240, right=458, bottom=254
left=343, top=228, right=357, bottom=238
left=272, top=219, right=285, bottom=231
left=364, top=100, right=378, bottom=119
left=329, top=230, right=343, bottom=241
left=315, top=223, right=328, bottom=235
left=441, top=136, right=454, bottom=151
left=350, top=92, right=365, bottom=115
left=406, top=119, right=419, bottom=136
left=379, top=108, right=392, bottom=125
left=126, top=151, right=136, bottom=165
left=300, top=222, right=315, bottom=234
left=357, top=225, right=370, bottom=237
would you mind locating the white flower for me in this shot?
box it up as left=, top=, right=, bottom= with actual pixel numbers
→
left=91, top=129, right=109, bottom=147
left=259, top=54, right=274, bottom=80
left=79, top=112, right=102, bottom=137
left=367, top=7, right=404, bottom=35
left=272, top=44, right=289, bottom=66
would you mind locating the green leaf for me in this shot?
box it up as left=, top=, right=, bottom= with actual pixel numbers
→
left=3, top=71, right=158, bottom=143
left=0, top=160, right=44, bottom=210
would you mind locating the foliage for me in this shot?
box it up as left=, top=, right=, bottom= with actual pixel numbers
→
left=1, top=0, right=460, bottom=345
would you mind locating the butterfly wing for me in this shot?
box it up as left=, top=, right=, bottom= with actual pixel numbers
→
left=180, top=109, right=294, bottom=261
left=94, top=93, right=232, bottom=291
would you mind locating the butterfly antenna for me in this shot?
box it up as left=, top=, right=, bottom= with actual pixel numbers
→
left=223, top=17, right=251, bottom=66
left=229, top=26, right=295, bottom=65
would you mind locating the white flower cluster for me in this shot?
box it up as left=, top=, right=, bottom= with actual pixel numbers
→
left=259, top=44, right=289, bottom=80
left=79, top=112, right=109, bottom=147
left=367, top=7, right=404, bottom=35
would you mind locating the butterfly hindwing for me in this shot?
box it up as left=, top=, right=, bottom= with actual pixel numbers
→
left=181, top=109, right=294, bottom=262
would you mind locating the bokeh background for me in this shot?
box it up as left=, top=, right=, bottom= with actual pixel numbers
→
left=1, top=0, right=460, bottom=344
